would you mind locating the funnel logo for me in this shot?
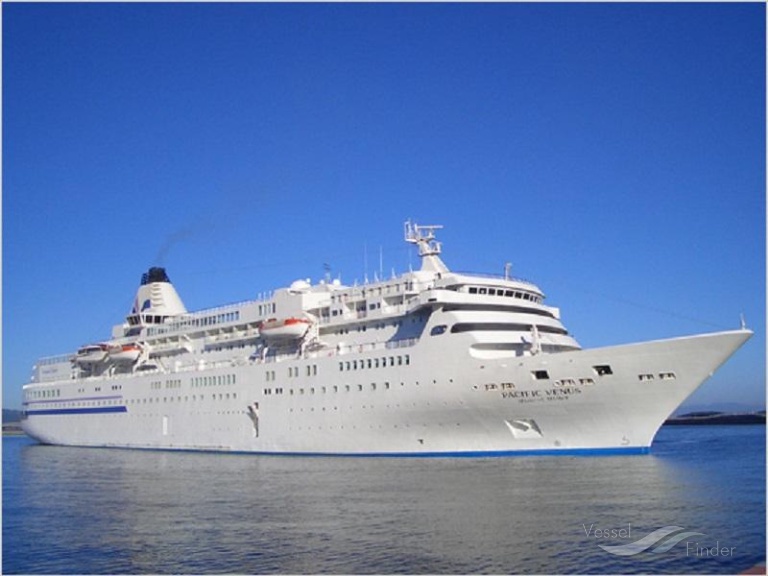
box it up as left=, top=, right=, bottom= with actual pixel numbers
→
left=596, top=525, right=704, bottom=557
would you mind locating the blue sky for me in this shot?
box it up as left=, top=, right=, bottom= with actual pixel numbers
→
left=3, top=3, right=765, bottom=412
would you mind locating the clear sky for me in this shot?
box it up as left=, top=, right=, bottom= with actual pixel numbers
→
left=3, top=2, right=765, bottom=412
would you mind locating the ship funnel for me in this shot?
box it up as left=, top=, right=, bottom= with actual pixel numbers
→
left=127, top=267, right=187, bottom=326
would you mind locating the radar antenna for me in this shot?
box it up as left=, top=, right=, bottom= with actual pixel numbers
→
left=404, top=220, right=443, bottom=257
left=404, top=220, right=449, bottom=274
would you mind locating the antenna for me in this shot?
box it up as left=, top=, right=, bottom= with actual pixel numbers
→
left=404, top=219, right=443, bottom=257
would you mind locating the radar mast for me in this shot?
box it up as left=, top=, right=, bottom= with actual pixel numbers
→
left=404, top=220, right=449, bottom=274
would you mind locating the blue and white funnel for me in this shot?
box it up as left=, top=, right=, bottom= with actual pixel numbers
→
left=127, top=267, right=186, bottom=326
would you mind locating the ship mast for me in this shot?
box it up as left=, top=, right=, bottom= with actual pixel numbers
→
left=404, top=220, right=449, bottom=274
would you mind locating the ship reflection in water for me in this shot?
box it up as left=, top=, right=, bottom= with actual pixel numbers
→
left=4, top=425, right=764, bottom=575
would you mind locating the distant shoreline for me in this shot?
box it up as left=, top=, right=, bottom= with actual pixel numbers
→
left=664, top=411, right=765, bottom=426
left=2, top=425, right=26, bottom=436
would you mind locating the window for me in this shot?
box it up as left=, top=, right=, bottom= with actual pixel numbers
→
left=594, top=365, right=613, bottom=376
left=469, top=287, right=478, bottom=294
left=430, top=325, right=447, bottom=336
left=532, top=370, right=550, bottom=380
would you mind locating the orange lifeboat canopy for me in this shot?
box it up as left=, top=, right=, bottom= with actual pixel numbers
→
left=107, top=343, right=143, bottom=364
left=259, top=317, right=311, bottom=340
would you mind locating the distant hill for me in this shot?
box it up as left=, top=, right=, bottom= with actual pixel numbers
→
left=674, top=402, right=766, bottom=416
left=2, top=409, right=24, bottom=435
left=3, top=409, right=22, bottom=424
left=665, top=411, right=766, bottom=426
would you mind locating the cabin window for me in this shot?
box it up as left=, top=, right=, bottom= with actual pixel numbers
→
left=594, top=365, right=613, bottom=376
left=430, top=325, right=447, bottom=336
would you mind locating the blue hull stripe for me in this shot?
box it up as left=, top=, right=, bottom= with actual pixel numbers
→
left=44, top=443, right=648, bottom=457
left=26, top=406, right=127, bottom=416
left=236, top=446, right=651, bottom=457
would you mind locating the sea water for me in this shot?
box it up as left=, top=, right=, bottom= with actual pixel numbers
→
left=3, top=425, right=764, bottom=574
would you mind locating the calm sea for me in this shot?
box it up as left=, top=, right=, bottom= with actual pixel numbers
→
left=3, top=426, right=765, bottom=575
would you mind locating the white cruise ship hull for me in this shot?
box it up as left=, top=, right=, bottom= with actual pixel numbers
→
left=22, top=329, right=751, bottom=456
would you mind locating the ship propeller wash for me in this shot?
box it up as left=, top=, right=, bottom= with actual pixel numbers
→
left=22, top=221, right=752, bottom=455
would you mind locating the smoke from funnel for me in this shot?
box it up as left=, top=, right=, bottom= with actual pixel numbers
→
left=154, top=225, right=198, bottom=266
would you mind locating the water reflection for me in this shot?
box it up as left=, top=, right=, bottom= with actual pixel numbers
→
left=4, top=427, right=764, bottom=574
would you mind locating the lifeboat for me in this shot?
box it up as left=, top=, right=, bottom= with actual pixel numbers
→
left=259, top=317, right=311, bottom=340
left=107, top=343, right=143, bottom=363
left=73, top=343, right=109, bottom=366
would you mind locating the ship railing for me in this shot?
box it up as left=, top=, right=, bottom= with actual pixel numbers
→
left=317, top=304, right=409, bottom=325
left=35, top=353, right=73, bottom=366
left=453, top=271, right=539, bottom=288
left=250, top=337, right=419, bottom=365
left=44, top=337, right=420, bottom=382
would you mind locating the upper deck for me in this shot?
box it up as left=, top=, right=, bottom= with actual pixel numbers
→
left=27, top=221, right=573, bottom=385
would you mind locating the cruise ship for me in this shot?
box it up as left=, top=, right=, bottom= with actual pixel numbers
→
left=21, top=221, right=752, bottom=455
